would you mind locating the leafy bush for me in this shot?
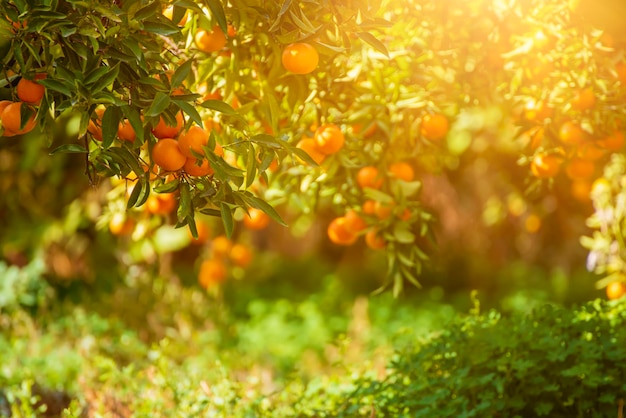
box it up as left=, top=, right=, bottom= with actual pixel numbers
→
left=337, top=299, right=626, bottom=417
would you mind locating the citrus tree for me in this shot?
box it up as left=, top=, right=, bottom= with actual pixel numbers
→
left=0, top=0, right=625, bottom=296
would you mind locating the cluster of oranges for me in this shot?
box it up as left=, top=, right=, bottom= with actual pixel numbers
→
left=327, top=161, right=415, bottom=250
left=0, top=76, right=46, bottom=137
left=526, top=87, right=625, bottom=202
left=197, top=234, right=254, bottom=289
left=296, top=123, right=345, bottom=165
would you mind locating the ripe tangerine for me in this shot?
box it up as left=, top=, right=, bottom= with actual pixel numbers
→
left=152, top=138, right=186, bottom=171
left=282, top=43, right=319, bottom=75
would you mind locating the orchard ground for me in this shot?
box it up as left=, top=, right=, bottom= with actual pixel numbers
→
left=1, top=0, right=626, bottom=416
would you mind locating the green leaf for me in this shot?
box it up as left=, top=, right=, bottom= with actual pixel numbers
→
left=143, top=21, right=180, bottom=36
left=145, top=92, right=171, bottom=117
left=127, top=177, right=149, bottom=209
left=238, top=192, right=287, bottom=227
left=37, top=79, right=72, bottom=97
left=200, top=208, right=221, bottom=217
left=49, top=144, right=87, bottom=155
left=356, top=32, right=390, bottom=58
left=90, top=64, right=120, bottom=93
left=251, top=134, right=283, bottom=149
left=393, top=223, right=415, bottom=244
left=153, top=179, right=180, bottom=193
left=171, top=59, right=192, bottom=88
left=178, top=182, right=192, bottom=220
left=220, top=202, right=234, bottom=239
left=363, top=188, right=394, bottom=204
left=172, top=99, right=203, bottom=127
left=245, top=142, right=257, bottom=189
left=206, top=0, right=228, bottom=34
left=101, top=106, right=123, bottom=148
left=84, top=67, right=110, bottom=85
left=288, top=146, right=318, bottom=166
left=121, top=106, right=144, bottom=144
left=133, top=1, right=161, bottom=21
left=200, top=99, right=236, bottom=115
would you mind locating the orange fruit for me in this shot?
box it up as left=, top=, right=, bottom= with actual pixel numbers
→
left=296, top=137, right=326, bottom=165
left=352, top=122, right=378, bottom=138
left=230, top=243, right=253, bottom=268
left=314, top=124, right=344, bottom=154
left=400, top=208, right=411, bottom=221
left=598, top=130, right=624, bottom=151
left=558, top=121, right=586, bottom=145
left=194, top=26, right=227, bottom=53
left=570, top=88, right=595, bottom=111
left=203, top=118, right=223, bottom=134
left=117, top=119, right=136, bottom=142
left=87, top=107, right=105, bottom=141
left=198, top=259, right=227, bottom=288
left=211, top=235, right=232, bottom=258
left=576, top=142, right=606, bottom=161
left=388, top=162, right=415, bottom=182
left=362, top=200, right=377, bottom=215
left=152, top=112, right=184, bottom=139
left=227, top=24, right=236, bottom=38
left=530, top=153, right=562, bottom=178
left=146, top=192, right=177, bottom=214
left=162, top=5, right=189, bottom=26
left=327, top=217, right=358, bottom=246
left=365, top=229, right=386, bottom=250
left=1, top=102, right=36, bottom=135
left=178, top=125, right=209, bottom=158
left=109, top=213, right=135, bottom=236
left=420, top=113, right=449, bottom=141
left=606, top=281, right=626, bottom=300
left=357, top=166, right=383, bottom=189
left=571, top=179, right=592, bottom=202
left=522, top=126, right=545, bottom=150
left=152, top=138, right=186, bottom=171
left=282, top=43, right=319, bottom=74
left=184, top=157, right=213, bottom=176
left=16, top=78, right=45, bottom=104
left=374, top=200, right=395, bottom=220
left=188, top=221, right=210, bottom=245
left=0, top=100, right=16, bottom=136
left=565, top=158, right=595, bottom=180
left=344, top=209, right=367, bottom=233
left=523, top=100, right=553, bottom=122
left=243, top=208, right=270, bottom=230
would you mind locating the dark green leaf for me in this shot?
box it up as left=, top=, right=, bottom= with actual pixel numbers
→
left=200, top=208, right=221, bottom=217
left=102, top=106, right=123, bottom=148
left=200, top=99, right=236, bottom=115
left=38, top=79, right=72, bottom=97
left=134, top=1, right=161, bottom=20
left=178, top=182, right=192, bottom=220
left=143, top=21, right=180, bottom=36
left=145, top=92, right=171, bottom=117
left=172, top=99, right=202, bottom=127
left=90, top=64, right=120, bottom=93
left=49, top=144, right=87, bottom=155
left=206, top=0, right=228, bottom=34
left=171, top=59, right=192, bottom=88
left=153, top=179, right=179, bottom=193
left=220, top=202, right=234, bottom=239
